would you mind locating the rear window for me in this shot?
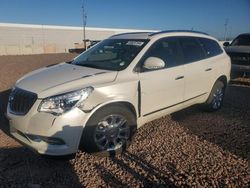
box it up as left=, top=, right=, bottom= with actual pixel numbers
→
left=199, top=38, right=223, bottom=57
left=179, top=37, right=206, bottom=63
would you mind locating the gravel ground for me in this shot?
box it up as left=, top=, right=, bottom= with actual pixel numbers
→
left=0, top=53, right=249, bottom=187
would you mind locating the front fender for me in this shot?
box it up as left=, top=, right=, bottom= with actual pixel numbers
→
left=82, top=80, right=139, bottom=117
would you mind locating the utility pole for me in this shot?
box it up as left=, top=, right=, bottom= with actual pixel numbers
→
left=82, top=0, right=87, bottom=50
left=224, top=19, right=229, bottom=41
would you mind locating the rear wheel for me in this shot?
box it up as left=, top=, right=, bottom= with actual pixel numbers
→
left=202, top=80, right=225, bottom=112
left=79, top=104, right=137, bottom=156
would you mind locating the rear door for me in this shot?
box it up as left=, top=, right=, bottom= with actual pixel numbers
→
left=179, top=37, right=211, bottom=100
left=198, top=37, right=224, bottom=89
left=138, top=37, right=185, bottom=116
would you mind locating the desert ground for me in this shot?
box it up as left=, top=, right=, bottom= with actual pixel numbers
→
left=0, top=53, right=249, bottom=187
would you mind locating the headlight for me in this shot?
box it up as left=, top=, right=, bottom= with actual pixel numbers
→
left=38, top=87, right=93, bottom=115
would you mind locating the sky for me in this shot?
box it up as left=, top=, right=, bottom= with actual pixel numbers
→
left=0, top=0, right=249, bottom=39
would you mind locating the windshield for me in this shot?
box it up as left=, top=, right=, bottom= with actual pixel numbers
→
left=231, top=35, right=250, bottom=46
left=72, top=39, right=149, bottom=71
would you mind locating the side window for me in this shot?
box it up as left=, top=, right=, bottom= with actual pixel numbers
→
left=179, top=37, right=206, bottom=63
left=199, top=38, right=223, bottom=57
left=141, top=37, right=183, bottom=70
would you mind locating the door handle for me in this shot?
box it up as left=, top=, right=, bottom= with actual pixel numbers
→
left=175, top=76, right=184, bottom=80
left=205, top=68, right=212, bottom=71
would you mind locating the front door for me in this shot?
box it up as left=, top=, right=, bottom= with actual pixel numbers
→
left=138, top=37, right=185, bottom=116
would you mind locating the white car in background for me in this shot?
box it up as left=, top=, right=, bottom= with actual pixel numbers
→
left=7, top=30, right=231, bottom=157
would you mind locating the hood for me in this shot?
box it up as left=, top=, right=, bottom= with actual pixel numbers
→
left=16, top=63, right=118, bottom=97
left=225, top=46, right=250, bottom=54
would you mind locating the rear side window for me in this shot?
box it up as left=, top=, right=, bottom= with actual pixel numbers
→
left=179, top=37, right=206, bottom=63
left=199, top=38, right=223, bottom=57
left=142, top=37, right=183, bottom=69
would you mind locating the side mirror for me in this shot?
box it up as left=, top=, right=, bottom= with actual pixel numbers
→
left=143, top=57, right=165, bottom=70
left=223, top=42, right=230, bottom=47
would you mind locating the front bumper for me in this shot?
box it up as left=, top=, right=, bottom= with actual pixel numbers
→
left=7, top=100, right=90, bottom=156
left=231, top=64, right=250, bottom=73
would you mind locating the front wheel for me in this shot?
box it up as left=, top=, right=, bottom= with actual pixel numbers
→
left=201, top=80, right=225, bottom=112
left=79, top=104, right=137, bottom=156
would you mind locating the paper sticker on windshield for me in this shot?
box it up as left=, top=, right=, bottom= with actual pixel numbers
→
left=126, top=41, right=144, bottom=46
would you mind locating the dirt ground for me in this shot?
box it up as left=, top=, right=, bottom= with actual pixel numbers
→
left=0, top=53, right=249, bottom=188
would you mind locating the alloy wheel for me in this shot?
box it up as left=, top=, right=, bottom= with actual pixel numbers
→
left=212, top=88, right=224, bottom=109
left=94, top=114, right=130, bottom=151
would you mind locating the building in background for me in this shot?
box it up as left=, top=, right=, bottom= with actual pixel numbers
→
left=0, top=23, right=155, bottom=56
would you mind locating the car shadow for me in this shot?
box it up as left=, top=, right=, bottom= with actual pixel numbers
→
left=171, top=84, right=250, bottom=160
left=0, top=147, right=83, bottom=187
left=94, top=151, right=177, bottom=188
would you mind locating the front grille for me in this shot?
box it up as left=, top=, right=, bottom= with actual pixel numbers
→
left=9, top=88, right=37, bottom=115
left=228, top=52, right=250, bottom=66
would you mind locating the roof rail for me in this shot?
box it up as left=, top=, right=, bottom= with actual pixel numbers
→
left=149, top=30, right=209, bottom=36
left=110, top=32, right=153, bottom=38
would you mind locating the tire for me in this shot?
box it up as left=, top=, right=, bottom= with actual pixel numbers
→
left=79, top=104, right=137, bottom=156
left=201, top=80, right=225, bottom=112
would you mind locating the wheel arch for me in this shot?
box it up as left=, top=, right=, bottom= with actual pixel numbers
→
left=216, top=75, right=228, bottom=88
left=78, top=100, right=138, bottom=153
left=90, top=101, right=137, bottom=119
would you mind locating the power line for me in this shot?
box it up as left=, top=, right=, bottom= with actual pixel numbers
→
left=82, top=0, right=87, bottom=49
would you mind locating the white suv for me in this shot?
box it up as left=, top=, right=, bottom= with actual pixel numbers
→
left=7, top=31, right=231, bottom=156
